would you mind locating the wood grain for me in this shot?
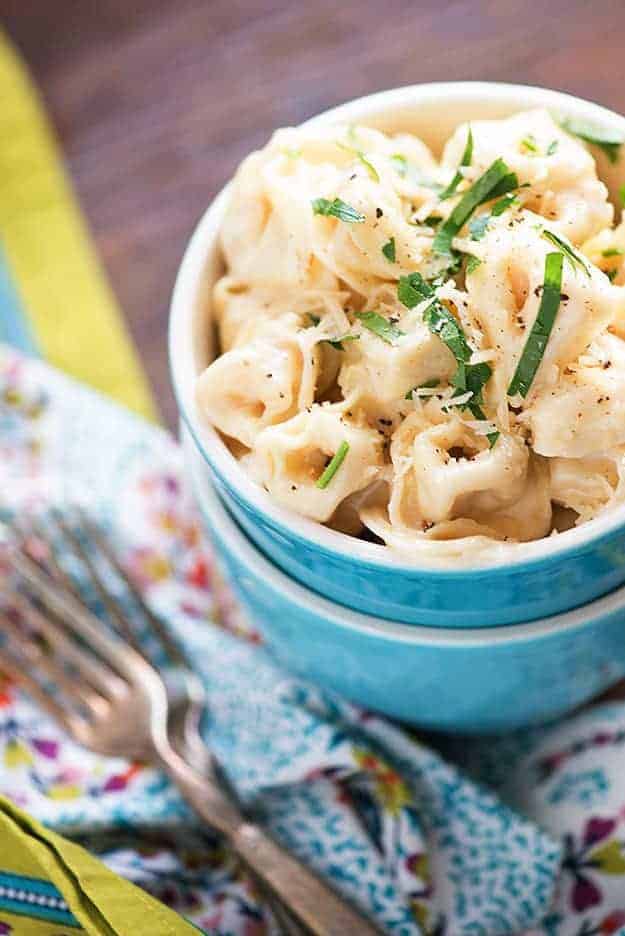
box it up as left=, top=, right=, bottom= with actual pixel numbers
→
left=2, top=0, right=625, bottom=427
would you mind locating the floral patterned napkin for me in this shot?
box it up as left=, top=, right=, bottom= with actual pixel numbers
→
left=1, top=342, right=625, bottom=936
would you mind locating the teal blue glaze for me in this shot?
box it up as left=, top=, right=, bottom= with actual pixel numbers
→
left=190, top=458, right=625, bottom=734
left=206, top=454, right=625, bottom=629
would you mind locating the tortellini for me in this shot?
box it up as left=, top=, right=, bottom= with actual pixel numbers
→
left=196, top=109, right=625, bottom=562
left=443, top=109, right=613, bottom=244
left=248, top=404, right=385, bottom=522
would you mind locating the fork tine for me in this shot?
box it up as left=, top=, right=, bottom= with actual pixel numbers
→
left=0, top=640, right=90, bottom=740
left=8, top=546, right=150, bottom=684
left=5, top=585, right=127, bottom=701
left=75, top=507, right=191, bottom=668
left=46, top=512, right=143, bottom=654
left=20, top=515, right=84, bottom=601
left=0, top=605, right=109, bottom=719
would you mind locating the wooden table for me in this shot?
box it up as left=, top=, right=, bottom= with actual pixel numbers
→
left=3, top=0, right=625, bottom=427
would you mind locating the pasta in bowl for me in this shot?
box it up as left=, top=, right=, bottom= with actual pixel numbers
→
left=170, top=82, right=625, bottom=626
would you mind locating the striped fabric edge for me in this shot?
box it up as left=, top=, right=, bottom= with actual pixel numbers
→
left=0, top=871, right=80, bottom=927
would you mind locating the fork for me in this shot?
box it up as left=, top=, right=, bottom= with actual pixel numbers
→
left=9, top=511, right=307, bottom=936
left=0, top=525, right=382, bottom=936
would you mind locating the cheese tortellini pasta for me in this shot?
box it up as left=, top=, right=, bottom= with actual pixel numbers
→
left=196, top=108, right=625, bottom=562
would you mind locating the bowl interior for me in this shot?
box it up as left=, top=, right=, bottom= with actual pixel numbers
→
left=170, top=81, right=625, bottom=573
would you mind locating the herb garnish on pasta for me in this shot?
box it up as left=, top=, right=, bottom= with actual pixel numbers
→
left=197, top=108, right=625, bottom=554
left=508, top=251, right=564, bottom=398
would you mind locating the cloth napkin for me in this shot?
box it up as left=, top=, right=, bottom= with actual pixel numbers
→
left=3, top=347, right=625, bottom=936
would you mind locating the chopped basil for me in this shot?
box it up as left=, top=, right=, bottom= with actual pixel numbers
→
left=382, top=237, right=396, bottom=262
left=397, top=271, right=434, bottom=308
left=508, top=252, right=564, bottom=398
left=433, top=159, right=519, bottom=257
left=316, top=441, right=350, bottom=489
left=602, top=247, right=624, bottom=258
left=397, top=273, right=472, bottom=363
left=404, top=378, right=440, bottom=399
left=306, top=313, right=359, bottom=350
left=397, top=276, right=496, bottom=438
left=465, top=254, right=482, bottom=274
left=492, top=193, right=519, bottom=216
left=326, top=334, right=359, bottom=351
left=607, top=269, right=619, bottom=282
left=521, top=134, right=539, bottom=154
left=356, top=152, right=379, bottom=182
left=312, top=197, right=365, bottom=223
left=547, top=139, right=559, bottom=156
left=439, top=127, right=473, bottom=200
left=452, top=361, right=492, bottom=399
left=541, top=229, right=591, bottom=277
left=559, top=116, right=625, bottom=164
left=355, top=311, right=405, bottom=345
left=422, top=303, right=472, bottom=364
left=469, top=193, right=518, bottom=241
left=337, top=142, right=380, bottom=182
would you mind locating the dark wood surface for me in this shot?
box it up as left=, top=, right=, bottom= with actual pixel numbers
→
left=3, top=0, right=625, bottom=427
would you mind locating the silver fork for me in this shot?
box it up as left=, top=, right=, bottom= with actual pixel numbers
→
left=32, top=508, right=211, bottom=774
left=0, top=531, right=381, bottom=936
left=11, top=512, right=305, bottom=936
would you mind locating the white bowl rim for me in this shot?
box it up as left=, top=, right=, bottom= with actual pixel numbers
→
left=185, top=427, right=625, bottom=648
left=170, top=80, right=625, bottom=576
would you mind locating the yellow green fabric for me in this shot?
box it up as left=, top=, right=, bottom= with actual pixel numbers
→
left=0, top=31, right=157, bottom=421
left=0, top=796, right=200, bottom=934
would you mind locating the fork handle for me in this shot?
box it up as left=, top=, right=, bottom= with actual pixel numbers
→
left=230, top=821, right=382, bottom=936
left=159, top=749, right=382, bottom=936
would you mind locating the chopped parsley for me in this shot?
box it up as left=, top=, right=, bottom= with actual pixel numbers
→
left=316, top=441, right=350, bottom=489
left=559, top=116, right=625, bottom=164
left=355, top=311, right=405, bottom=345
left=620, top=184, right=625, bottom=208
left=508, top=252, right=564, bottom=398
left=541, top=229, right=591, bottom=277
left=311, top=197, right=365, bottom=223
left=439, top=127, right=473, bottom=200
left=602, top=247, right=624, bottom=258
left=382, top=237, right=396, bottom=262
left=547, top=139, right=559, bottom=156
left=607, top=269, right=619, bottom=282
left=433, top=158, right=519, bottom=257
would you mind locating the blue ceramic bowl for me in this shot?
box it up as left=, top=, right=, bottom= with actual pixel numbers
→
left=170, top=82, right=625, bottom=628
left=184, top=430, right=625, bottom=733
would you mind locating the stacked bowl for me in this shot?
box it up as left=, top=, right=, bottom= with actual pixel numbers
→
left=170, top=82, right=625, bottom=733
